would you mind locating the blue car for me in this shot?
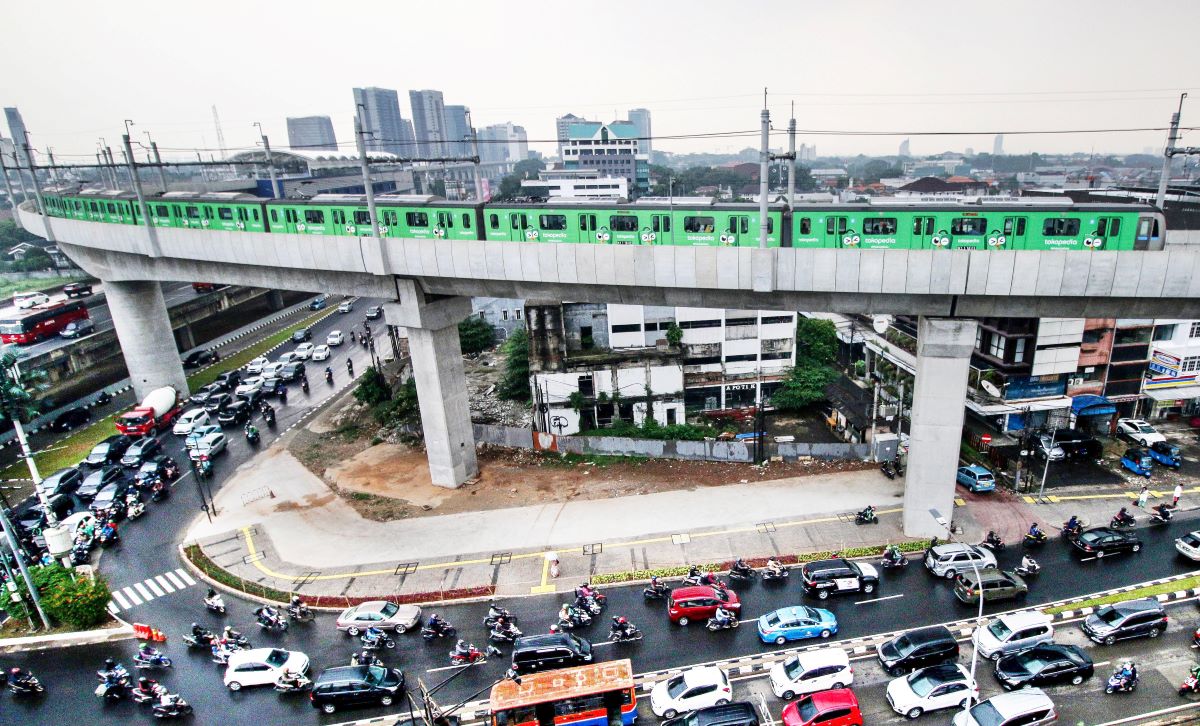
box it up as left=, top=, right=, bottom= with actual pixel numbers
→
left=956, top=465, right=996, bottom=493
left=757, top=606, right=838, bottom=645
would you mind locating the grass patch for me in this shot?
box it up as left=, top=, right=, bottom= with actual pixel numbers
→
left=1043, top=574, right=1200, bottom=614
left=537, top=452, right=651, bottom=468
left=186, top=308, right=334, bottom=391
left=0, top=276, right=87, bottom=299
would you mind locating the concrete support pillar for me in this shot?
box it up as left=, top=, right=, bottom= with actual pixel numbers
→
left=902, top=317, right=979, bottom=538
left=104, top=280, right=188, bottom=402
left=267, top=289, right=285, bottom=311
left=176, top=324, right=197, bottom=351
left=383, top=281, right=476, bottom=488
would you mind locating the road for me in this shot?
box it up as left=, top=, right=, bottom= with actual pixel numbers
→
left=4, top=306, right=1200, bottom=724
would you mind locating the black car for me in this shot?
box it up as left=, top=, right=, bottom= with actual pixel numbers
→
left=1052, top=429, right=1104, bottom=460
left=183, top=349, right=217, bottom=369
left=77, top=466, right=126, bottom=500
left=995, top=644, right=1094, bottom=690
left=663, top=703, right=759, bottom=726
left=236, top=389, right=263, bottom=408
left=278, top=361, right=306, bottom=382
left=188, top=383, right=224, bottom=406
left=1071, top=527, right=1142, bottom=558
left=38, top=467, right=84, bottom=497
left=877, top=626, right=959, bottom=676
left=365, top=306, right=383, bottom=320
left=217, top=400, right=252, bottom=426
left=1082, top=598, right=1168, bottom=645
left=14, top=494, right=77, bottom=534
left=214, top=370, right=242, bottom=391
left=59, top=319, right=96, bottom=338
left=50, top=407, right=92, bottom=432
left=309, top=665, right=404, bottom=715
left=291, top=328, right=312, bottom=343
left=258, top=377, right=287, bottom=398
left=120, top=437, right=162, bottom=467
left=90, top=480, right=132, bottom=514
left=84, top=435, right=133, bottom=468
left=800, top=558, right=879, bottom=600
left=510, top=633, right=593, bottom=674
left=203, top=393, right=235, bottom=415
left=63, top=282, right=94, bottom=298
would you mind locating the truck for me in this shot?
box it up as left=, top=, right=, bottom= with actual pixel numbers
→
left=116, top=386, right=182, bottom=437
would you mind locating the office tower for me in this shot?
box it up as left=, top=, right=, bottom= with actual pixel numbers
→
left=442, top=105, right=472, bottom=157
left=352, top=87, right=412, bottom=156
left=286, top=116, right=338, bottom=151
left=409, top=89, right=447, bottom=157
left=628, top=108, right=652, bottom=156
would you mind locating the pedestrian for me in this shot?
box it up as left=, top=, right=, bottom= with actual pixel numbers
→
left=1174, top=483, right=1184, bottom=507
left=346, top=359, right=354, bottom=377
left=1137, top=484, right=1149, bottom=509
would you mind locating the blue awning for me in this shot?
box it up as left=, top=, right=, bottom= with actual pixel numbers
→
left=1071, top=395, right=1117, bottom=417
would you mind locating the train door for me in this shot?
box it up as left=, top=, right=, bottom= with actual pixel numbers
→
left=650, top=214, right=671, bottom=244
left=508, top=212, right=529, bottom=241
left=1001, top=217, right=1026, bottom=249
left=824, top=215, right=850, bottom=247
left=723, top=215, right=750, bottom=246
left=912, top=216, right=935, bottom=248
left=1089, top=216, right=1121, bottom=250
left=1134, top=214, right=1162, bottom=250
left=579, top=213, right=598, bottom=242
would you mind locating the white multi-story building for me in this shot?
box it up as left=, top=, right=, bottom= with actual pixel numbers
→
left=1143, top=319, right=1200, bottom=418
left=520, top=168, right=628, bottom=199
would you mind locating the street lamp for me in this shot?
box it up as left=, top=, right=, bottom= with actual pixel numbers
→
left=929, top=508, right=983, bottom=712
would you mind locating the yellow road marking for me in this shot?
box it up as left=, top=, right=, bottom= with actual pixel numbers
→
left=530, top=555, right=556, bottom=594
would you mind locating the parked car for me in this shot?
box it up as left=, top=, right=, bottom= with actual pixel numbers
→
left=38, top=467, right=84, bottom=497
left=291, top=328, right=312, bottom=343
left=769, top=648, right=852, bottom=700
left=223, top=648, right=309, bottom=691
left=924, top=543, right=997, bottom=579
left=955, top=465, right=996, bottom=492
left=365, top=306, right=382, bottom=320
left=953, top=570, right=1028, bottom=605
left=173, top=408, right=213, bottom=435
left=309, top=296, right=327, bottom=311
left=886, top=663, right=978, bottom=720
left=309, top=664, right=403, bottom=715
left=1117, top=418, right=1167, bottom=447
left=49, top=407, right=91, bottom=432
left=1081, top=598, right=1167, bottom=645
left=278, top=361, right=306, bottom=382
left=757, top=606, right=838, bottom=645
left=800, top=558, right=878, bottom=600
left=338, top=300, right=354, bottom=314
left=182, top=349, right=217, bottom=369
left=214, top=370, right=242, bottom=391
left=89, top=479, right=132, bottom=513
left=951, top=687, right=1056, bottom=726
left=120, top=437, right=162, bottom=468
left=294, top=343, right=316, bottom=360
left=188, top=432, right=228, bottom=460
left=650, top=666, right=733, bottom=718
left=1175, top=531, right=1200, bottom=561
left=1032, top=433, right=1065, bottom=462
left=510, top=633, right=593, bottom=675
left=994, top=644, right=1093, bottom=690
left=1071, top=527, right=1142, bottom=558
left=84, top=435, right=133, bottom=467
left=245, top=357, right=269, bottom=375
left=877, top=626, right=960, bottom=676
left=662, top=702, right=758, bottom=726
left=312, top=344, right=331, bottom=361
left=667, top=585, right=741, bottom=626
left=327, top=330, right=345, bottom=346
left=15, top=494, right=77, bottom=533
left=1052, top=428, right=1103, bottom=460
left=217, top=400, right=252, bottom=426
left=77, top=465, right=125, bottom=500
left=780, top=689, right=862, bottom=726
left=59, top=319, right=96, bottom=338
left=335, top=601, right=421, bottom=635
left=973, top=611, right=1054, bottom=661
left=185, top=424, right=222, bottom=450
left=62, top=282, right=93, bottom=298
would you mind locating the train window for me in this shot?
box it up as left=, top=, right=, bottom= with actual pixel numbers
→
left=799, top=218, right=811, bottom=235
left=1109, top=218, right=1120, bottom=236
left=462, top=213, right=471, bottom=229
left=270, top=210, right=279, bottom=223
left=204, top=207, right=214, bottom=219
left=155, top=205, right=168, bottom=216
left=445, top=213, right=454, bottom=228
left=1016, top=218, right=1025, bottom=236
left=354, top=211, right=371, bottom=225
left=1003, top=219, right=1013, bottom=235
left=331, top=210, right=343, bottom=224
left=406, top=212, right=429, bottom=227
left=1097, top=219, right=1107, bottom=236
left=107, top=203, right=116, bottom=213
left=218, top=207, right=234, bottom=221
left=950, top=218, right=985, bottom=236
left=610, top=215, right=638, bottom=232
left=186, top=206, right=200, bottom=219
left=252, top=209, right=259, bottom=221
left=863, top=218, right=897, bottom=235
left=239, top=208, right=249, bottom=221
left=539, top=214, right=567, bottom=230
left=387, top=211, right=399, bottom=225
left=740, top=217, right=749, bottom=234
left=490, top=214, right=499, bottom=229
left=1042, top=218, right=1080, bottom=236
left=684, top=216, right=715, bottom=233
left=304, top=209, right=325, bottom=224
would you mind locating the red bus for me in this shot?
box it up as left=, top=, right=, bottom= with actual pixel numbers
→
left=0, top=301, right=90, bottom=344
left=490, top=660, right=637, bottom=726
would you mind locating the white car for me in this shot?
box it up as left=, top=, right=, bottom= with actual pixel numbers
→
left=235, top=378, right=264, bottom=397
left=768, top=648, right=853, bottom=700
left=887, top=663, right=979, bottom=720
left=294, top=343, right=316, bottom=360
left=311, top=344, right=331, bottom=361
left=1176, top=531, right=1200, bottom=561
left=14, top=292, right=50, bottom=309
left=276, top=352, right=300, bottom=365
left=1116, top=418, right=1167, bottom=447
left=173, top=408, right=212, bottom=436
left=245, top=357, right=269, bottom=375
left=649, top=666, right=732, bottom=718
left=189, top=432, right=227, bottom=460
left=338, top=300, right=354, bottom=313
left=224, top=648, right=309, bottom=691
left=327, top=330, right=344, bottom=346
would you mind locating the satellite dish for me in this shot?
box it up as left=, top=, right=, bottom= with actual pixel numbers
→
left=980, top=380, right=1002, bottom=398
left=872, top=315, right=892, bottom=334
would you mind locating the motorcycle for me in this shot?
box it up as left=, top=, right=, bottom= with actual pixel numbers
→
left=728, top=563, right=757, bottom=581
left=880, top=459, right=897, bottom=480
left=98, top=525, right=120, bottom=548
left=245, top=426, right=260, bottom=446
left=205, top=593, right=226, bottom=615
left=1151, top=507, right=1175, bottom=525
left=422, top=623, right=457, bottom=641
left=855, top=507, right=878, bottom=525
left=1111, top=512, right=1136, bottom=529
left=152, top=696, right=193, bottom=719
left=609, top=626, right=643, bottom=643
left=1180, top=673, right=1200, bottom=696
left=351, top=650, right=384, bottom=668
left=360, top=631, right=396, bottom=650
left=221, top=628, right=250, bottom=648
left=1105, top=670, right=1138, bottom=694
left=483, top=606, right=514, bottom=629
left=71, top=541, right=92, bottom=566
left=682, top=570, right=706, bottom=587
left=1191, top=626, right=1200, bottom=648
left=643, top=581, right=669, bottom=600
left=134, top=651, right=173, bottom=669
left=881, top=554, right=908, bottom=570
left=1023, top=531, right=1048, bottom=547
left=255, top=610, right=289, bottom=633
left=1061, top=519, right=1085, bottom=540
left=300, top=377, right=309, bottom=394
left=95, top=678, right=129, bottom=701
left=489, top=625, right=522, bottom=643
left=7, top=675, right=44, bottom=696
left=131, top=683, right=167, bottom=705
left=575, top=593, right=606, bottom=616
left=980, top=533, right=1006, bottom=552
left=150, top=478, right=169, bottom=502
left=705, top=616, right=739, bottom=632
left=210, top=643, right=241, bottom=665
left=325, top=369, right=334, bottom=385
left=449, top=644, right=501, bottom=665
left=1015, top=558, right=1041, bottom=577
left=762, top=567, right=790, bottom=582
left=183, top=631, right=216, bottom=649
left=274, top=674, right=312, bottom=693
left=287, top=600, right=314, bottom=623
left=126, top=492, right=145, bottom=520
left=194, top=457, right=213, bottom=481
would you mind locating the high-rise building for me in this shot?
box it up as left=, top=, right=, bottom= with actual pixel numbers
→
left=286, top=116, right=338, bottom=151
left=478, top=123, right=528, bottom=164
left=628, top=108, right=652, bottom=156
left=561, top=120, right=649, bottom=194
left=352, top=87, right=413, bottom=157
left=442, top=105, right=472, bottom=157
left=409, top=89, right=447, bottom=157
left=993, top=134, right=1004, bottom=156
left=556, top=113, right=590, bottom=158
left=898, top=139, right=911, bottom=157
left=4, top=107, right=30, bottom=165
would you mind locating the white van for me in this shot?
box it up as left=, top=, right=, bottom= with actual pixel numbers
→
left=13, top=291, right=50, bottom=309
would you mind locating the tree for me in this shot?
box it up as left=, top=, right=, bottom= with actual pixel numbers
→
left=795, top=317, right=838, bottom=367
left=497, top=327, right=530, bottom=401
left=771, top=317, right=839, bottom=412
left=353, top=367, right=391, bottom=407
left=495, top=158, right=547, bottom=201
left=457, top=316, right=496, bottom=355
left=0, top=220, right=38, bottom=247
left=665, top=322, right=682, bottom=347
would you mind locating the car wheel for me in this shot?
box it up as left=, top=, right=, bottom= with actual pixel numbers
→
left=395, top=623, right=409, bottom=633
left=347, top=626, right=361, bottom=636
left=958, top=700, right=969, bottom=711
left=677, top=617, right=688, bottom=626
left=906, top=708, right=923, bottom=720
left=817, top=590, right=829, bottom=600
left=863, top=583, right=875, bottom=594
left=1095, top=550, right=1105, bottom=558
left=820, top=629, right=831, bottom=639
left=990, top=652, right=1002, bottom=662
left=1071, top=674, right=1084, bottom=685
left=664, top=710, right=678, bottom=719
left=1150, top=627, right=1162, bottom=638
left=775, top=635, right=787, bottom=645
left=715, top=699, right=729, bottom=706
left=381, top=695, right=394, bottom=706
left=322, top=703, right=336, bottom=714
left=781, top=691, right=795, bottom=701
left=1104, top=635, right=1116, bottom=645
left=1132, top=544, right=1142, bottom=552
left=227, top=681, right=241, bottom=691
left=944, top=569, right=957, bottom=580
left=831, top=682, right=844, bottom=690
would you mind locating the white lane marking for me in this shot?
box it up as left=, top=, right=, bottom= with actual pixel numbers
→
left=144, top=578, right=164, bottom=597
left=176, top=568, right=196, bottom=586
left=1095, top=702, right=1200, bottom=726
left=133, top=582, right=153, bottom=601
left=111, top=589, right=131, bottom=610
left=855, top=594, right=904, bottom=605
left=164, top=571, right=185, bottom=589
left=155, top=575, right=175, bottom=593
left=106, top=602, right=119, bottom=616
left=122, top=586, right=143, bottom=606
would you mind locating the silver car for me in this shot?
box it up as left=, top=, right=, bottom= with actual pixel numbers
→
left=335, top=601, right=421, bottom=635
left=924, top=543, right=997, bottom=579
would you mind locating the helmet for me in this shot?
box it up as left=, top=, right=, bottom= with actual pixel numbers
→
left=431, top=613, right=439, bottom=620
left=618, top=617, right=627, bottom=624
left=191, top=622, right=198, bottom=629
left=139, top=677, right=148, bottom=685
left=223, top=625, right=233, bottom=633
left=104, top=658, right=115, bottom=669
left=9, top=668, right=19, bottom=675
left=549, top=624, right=560, bottom=633
left=456, top=639, right=465, bottom=648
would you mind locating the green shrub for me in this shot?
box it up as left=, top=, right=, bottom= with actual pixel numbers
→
left=5, top=564, right=112, bottom=630
left=354, top=367, right=391, bottom=407
left=458, top=317, right=496, bottom=354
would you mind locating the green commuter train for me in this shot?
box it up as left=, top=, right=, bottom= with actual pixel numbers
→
left=38, top=187, right=1165, bottom=252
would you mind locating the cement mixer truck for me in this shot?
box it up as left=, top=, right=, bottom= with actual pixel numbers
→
left=116, top=386, right=181, bottom=437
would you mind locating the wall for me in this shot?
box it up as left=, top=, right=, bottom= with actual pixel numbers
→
left=0, top=269, right=87, bottom=281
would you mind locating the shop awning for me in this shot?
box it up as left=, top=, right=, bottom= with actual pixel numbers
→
left=966, top=396, right=1074, bottom=416
left=1144, top=385, right=1200, bottom=402
left=1071, top=395, right=1117, bottom=417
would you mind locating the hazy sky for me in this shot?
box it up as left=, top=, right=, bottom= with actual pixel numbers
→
left=4, top=0, right=1197, bottom=162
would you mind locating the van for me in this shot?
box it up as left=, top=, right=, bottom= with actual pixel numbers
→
left=924, top=543, right=997, bottom=579
left=13, top=291, right=50, bottom=309
left=877, top=626, right=959, bottom=676
left=974, top=612, right=1054, bottom=661
left=951, top=687, right=1056, bottom=726
left=510, top=633, right=593, bottom=674
left=663, top=701, right=759, bottom=726
left=953, top=569, right=1028, bottom=605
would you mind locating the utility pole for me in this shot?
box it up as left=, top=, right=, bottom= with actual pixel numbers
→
left=1038, top=427, right=1057, bottom=497
left=757, top=89, right=770, bottom=249
left=0, top=153, right=18, bottom=216
left=122, top=131, right=162, bottom=257
left=786, top=103, right=796, bottom=204
left=870, top=378, right=880, bottom=461
left=95, top=152, right=109, bottom=189
left=466, top=109, right=484, bottom=202
left=353, top=111, right=381, bottom=243
left=46, top=149, right=59, bottom=183
left=1155, top=94, right=1185, bottom=211
left=22, top=139, right=54, bottom=243
left=145, top=134, right=169, bottom=192
left=254, top=122, right=280, bottom=199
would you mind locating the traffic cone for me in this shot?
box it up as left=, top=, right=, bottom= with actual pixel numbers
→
left=133, top=623, right=148, bottom=638
left=152, top=628, right=166, bottom=642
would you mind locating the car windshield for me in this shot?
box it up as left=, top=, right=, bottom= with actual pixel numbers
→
left=1014, top=653, right=1053, bottom=674
left=967, top=701, right=1005, bottom=726
left=665, top=675, right=687, bottom=698
left=91, top=444, right=110, bottom=455
left=381, top=602, right=399, bottom=618
left=266, top=649, right=288, bottom=668
left=764, top=613, right=781, bottom=628
left=1096, top=606, right=1124, bottom=624
left=796, top=697, right=819, bottom=721
left=891, top=634, right=915, bottom=657
left=1182, top=534, right=1200, bottom=548
left=782, top=658, right=803, bottom=681
left=139, top=462, right=157, bottom=474
left=906, top=669, right=946, bottom=698
left=366, top=664, right=388, bottom=685
left=1136, top=423, right=1155, bottom=433
left=1079, top=531, right=1101, bottom=544
left=986, top=619, right=1012, bottom=640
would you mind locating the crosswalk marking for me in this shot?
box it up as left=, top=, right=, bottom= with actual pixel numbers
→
left=111, top=589, right=131, bottom=609
left=163, top=572, right=185, bottom=589
left=133, top=582, right=153, bottom=601
left=107, top=569, right=199, bottom=614
left=175, top=568, right=196, bottom=586
left=122, top=586, right=143, bottom=606
left=144, top=579, right=164, bottom=597
left=106, top=602, right=119, bottom=616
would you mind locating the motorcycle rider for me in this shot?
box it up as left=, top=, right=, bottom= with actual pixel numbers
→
left=99, top=658, right=128, bottom=686
left=245, top=422, right=259, bottom=439
left=487, top=600, right=508, bottom=622
left=1115, top=661, right=1138, bottom=688
left=1020, top=553, right=1039, bottom=573
left=610, top=616, right=636, bottom=639
left=985, top=530, right=1004, bottom=548
left=1028, top=522, right=1044, bottom=539
left=686, top=564, right=702, bottom=581
left=558, top=603, right=574, bottom=625
left=204, top=588, right=223, bottom=610
left=702, top=570, right=719, bottom=587
left=732, top=557, right=752, bottom=576
left=765, top=557, right=785, bottom=577
left=713, top=605, right=734, bottom=628
left=276, top=667, right=305, bottom=691
left=325, top=366, right=334, bottom=383
left=1155, top=502, right=1174, bottom=521
left=549, top=624, right=561, bottom=634
left=492, top=618, right=519, bottom=640
left=1115, top=506, right=1135, bottom=525
left=135, top=676, right=161, bottom=701
left=857, top=505, right=876, bottom=522
left=452, top=639, right=472, bottom=660
left=138, top=642, right=161, bottom=663
left=191, top=622, right=212, bottom=643
left=288, top=595, right=309, bottom=618
left=883, top=544, right=903, bottom=566
left=8, top=667, right=34, bottom=690
left=1064, top=515, right=1081, bottom=535
left=255, top=605, right=281, bottom=627
left=427, top=613, right=449, bottom=635
left=1190, top=663, right=1200, bottom=680
left=647, top=575, right=667, bottom=593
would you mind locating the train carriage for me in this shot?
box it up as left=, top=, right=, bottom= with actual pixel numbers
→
left=265, top=194, right=481, bottom=240
left=151, top=192, right=268, bottom=232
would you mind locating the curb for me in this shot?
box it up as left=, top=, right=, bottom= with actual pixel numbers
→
left=0, top=621, right=136, bottom=654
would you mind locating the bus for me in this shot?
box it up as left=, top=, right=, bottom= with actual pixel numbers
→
left=0, top=301, right=90, bottom=344
left=490, top=659, right=637, bottom=726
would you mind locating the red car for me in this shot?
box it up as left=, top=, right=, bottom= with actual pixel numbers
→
left=781, top=689, right=862, bottom=726
left=667, top=585, right=741, bottom=626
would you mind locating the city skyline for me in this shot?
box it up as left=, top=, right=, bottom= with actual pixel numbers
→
left=2, top=0, right=1197, bottom=161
